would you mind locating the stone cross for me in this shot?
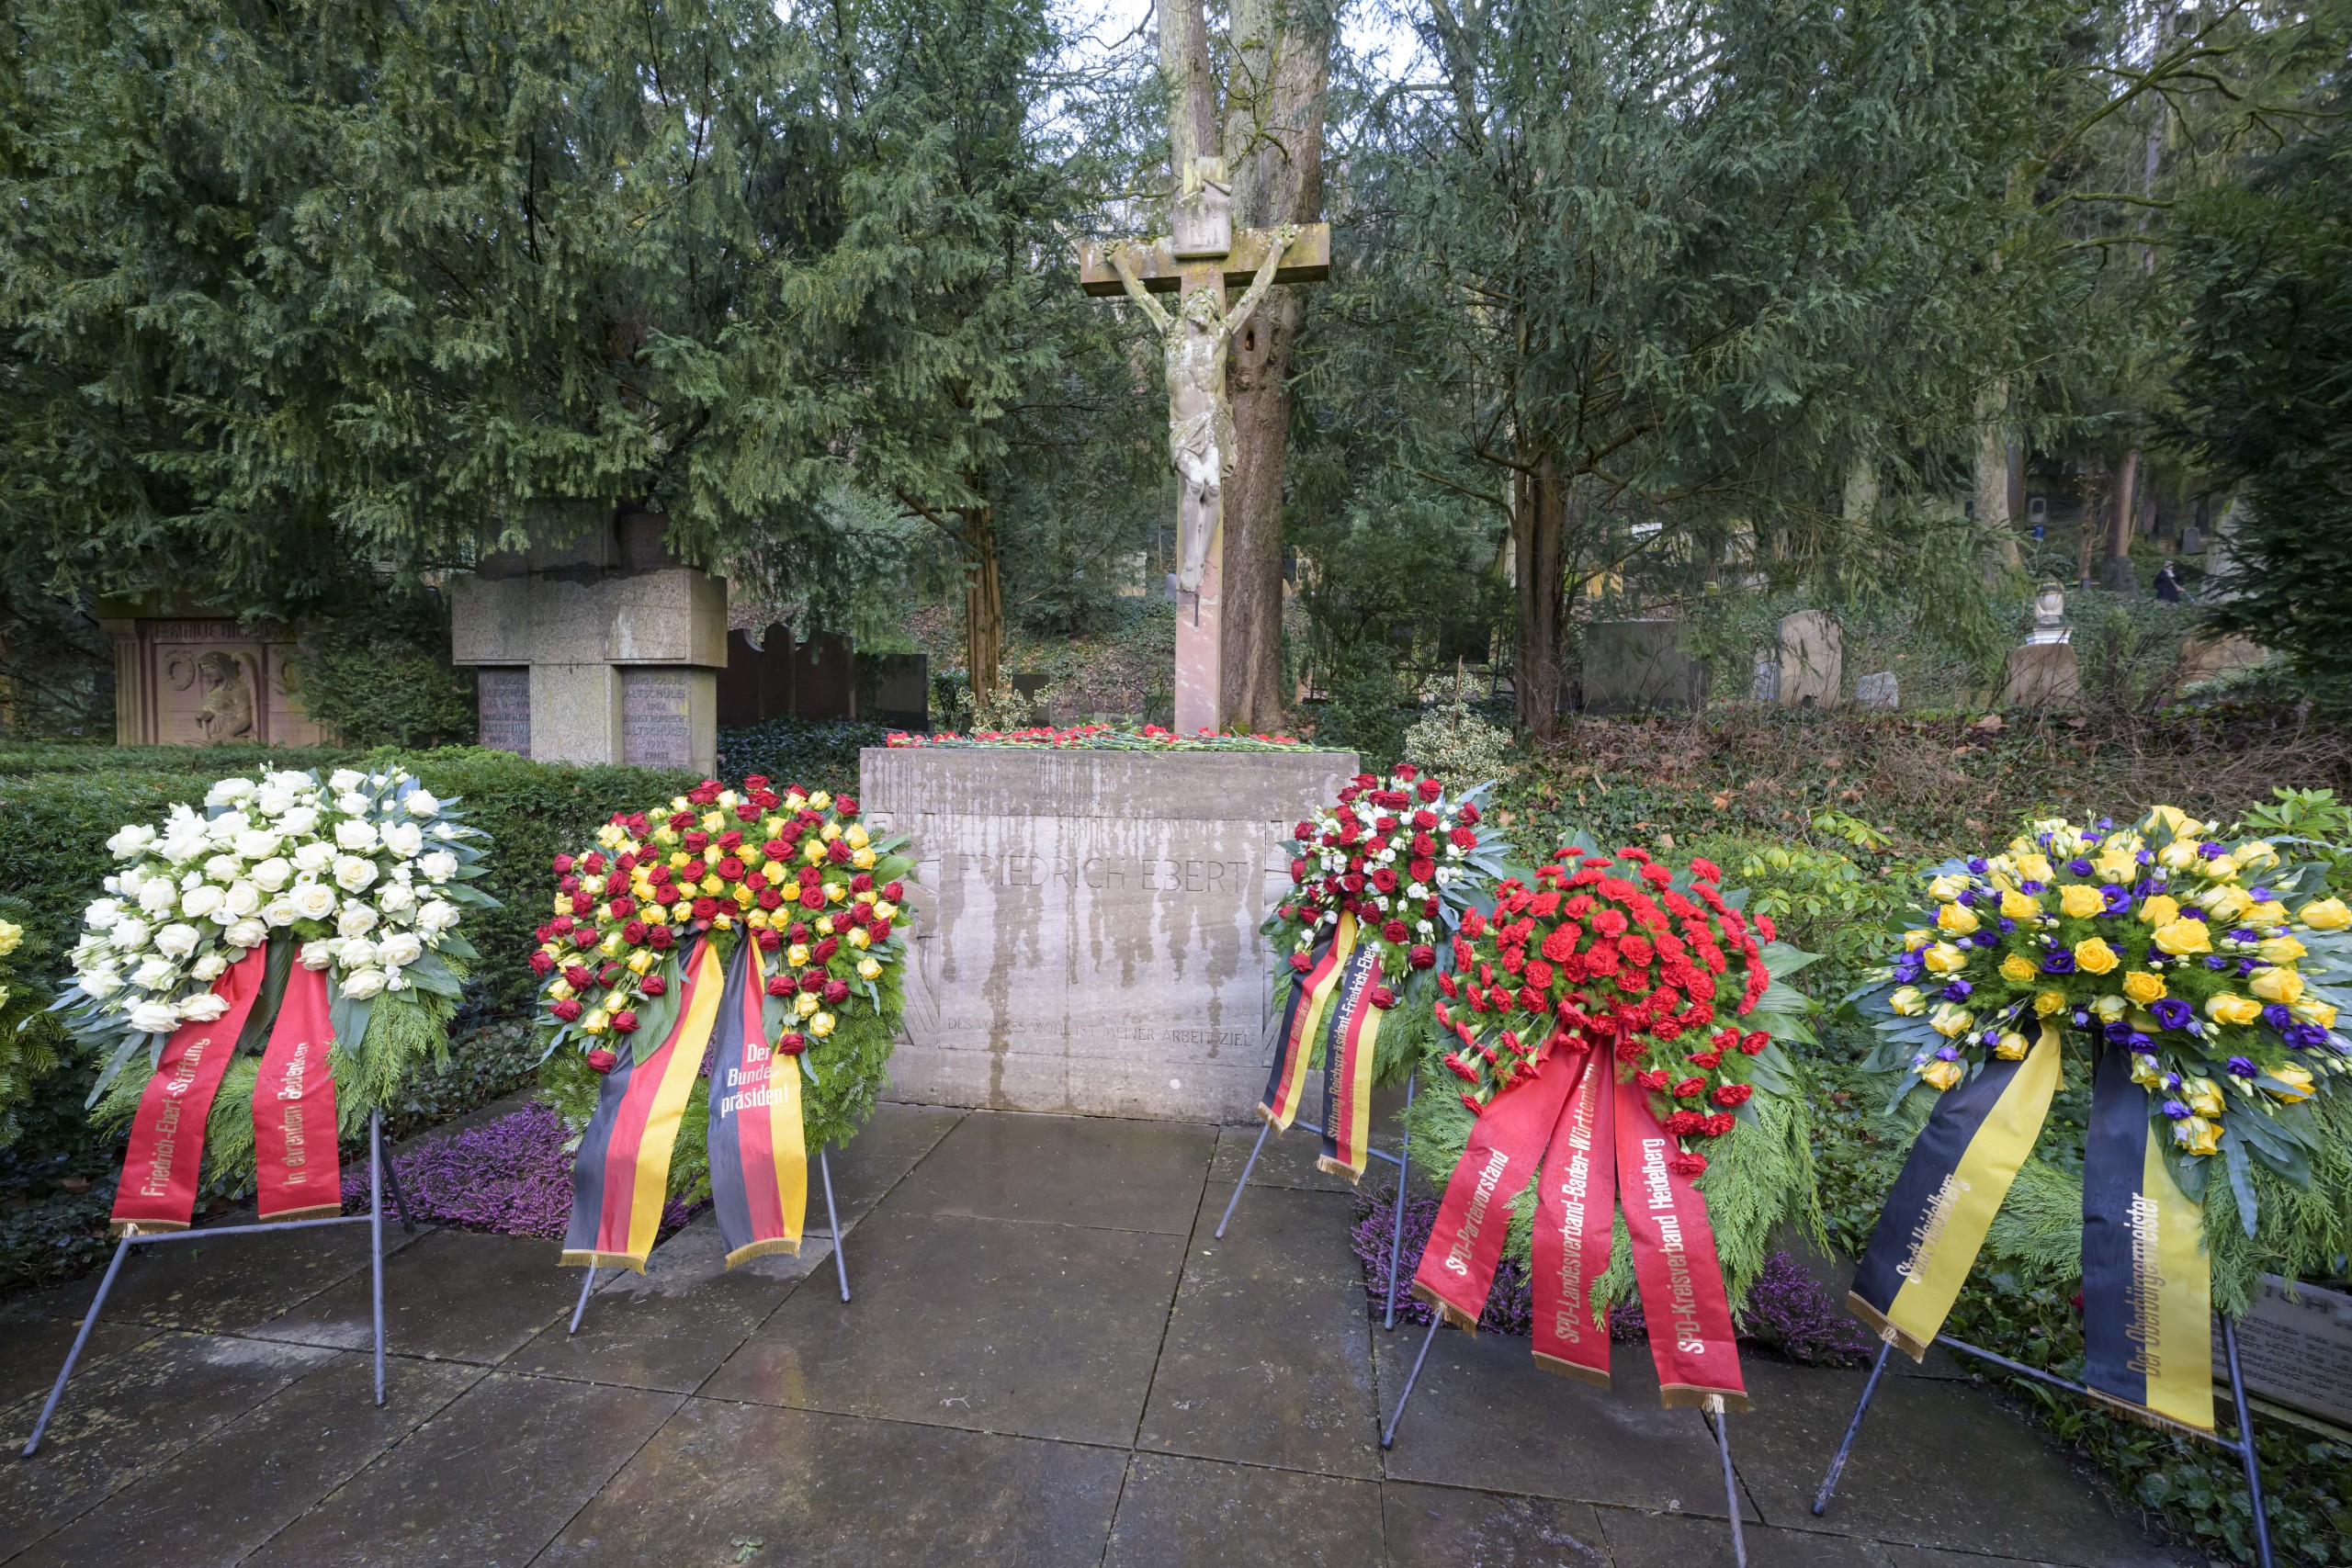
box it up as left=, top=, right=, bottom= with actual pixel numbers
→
left=1080, top=165, right=1329, bottom=733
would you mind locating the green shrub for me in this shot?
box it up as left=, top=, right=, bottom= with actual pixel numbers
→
left=0, top=896, right=71, bottom=1149
left=714, top=718, right=889, bottom=792
left=286, top=587, right=479, bottom=747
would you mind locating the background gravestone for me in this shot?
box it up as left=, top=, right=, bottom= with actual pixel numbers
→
left=1855, top=671, right=1899, bottom=710
left=862, top=745, right=1356, bottom=1121
left=1774, top=610, right=1842, bottom=707
left=1583, top=620, right=1708, bottom=712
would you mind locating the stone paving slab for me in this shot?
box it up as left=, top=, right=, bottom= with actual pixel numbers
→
left=7, top=1352, right=482, bottom=1568
left=17, top=1219, right=431, bottom=1336
left=0, top=1107, right=2203, bottom=1568
left=701, top=1206, right=1186, bottom=1446
left=539, top=1397, right=1129, bottom=1567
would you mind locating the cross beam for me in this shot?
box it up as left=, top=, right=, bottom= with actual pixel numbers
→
left=1079, top=223, right=1330, bottom=297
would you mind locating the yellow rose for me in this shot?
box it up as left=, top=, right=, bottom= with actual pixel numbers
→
left=2034, top=989, right=2066, bottom=1016
left=821, top=821, right=842, bottom=843
left=873, top=901, right=899, bottom=922
left=1889, top=986, right=1927, bottom=1017
left=2138, top=895, right=2180, bottom=927
left=2000, top=953, right=2039, bottom=984
left=2153, top=919, right=2212, bottom=956
left=2248, top=966, right=2304, bottom=1005
left=700, top=874, right=724, bottom=896
left=734, top=885, right=755, bottom=907
left=853, top=848, right=877, bottom=870
left=1994, top=1031, right=2030, bottom=1060
left=1919, top=1058, right=1963, bottom=1090
left=2300, top=897, right=2351, bottom=931
left=2093, top=994, right=2128, bottom=1021
left=2205, top=993, right=2262, bottom=1027
left=803, top=840, right=826, bottom=865
left=2200, top=854, right=2242, bottom=881
left=816, top=915, right=835, bottom=936
left=583, top=1009, right=609, bottom=1034
left=2236, top=840, right=2279, bottom=871
left=1929, top=1003, right=1975, bottom=1039
left=1928, top=874, right=1967, bottom=900
left=826, top=882, right=847, bottom=904
left=655, top=826, right=680, bottom=847
left=1937, top=902, right=1979, bottom=936
left=1999, top=890, right=2041, bottom=921
left=2073, top=938, right=2120, bottom=975
left=669, top=851, right=691, bottom=870
left=2015, top=853, right=2053, bottom=883
left=2174, top=1116, right=2222, bottom=1156
left=628, top=950, right=655, bottom=974
left=848, top=927, right=871, bottom=949
left=2129, top=1054, right=2165, bottom=1089
left=2247, top=901, right=2287, bottom=931
left=787, top=943, right=810, bottom=967
left=552, top=892, right=571, bottom=917
left=599, top=932, right=624, bottom=958
left=2093, top=852, right=2138, bottom=886
left=1903, top=930, right=1933, bottom=953
left=808, top=791, right=832, bottom=811
left=846, top=824, right=871, bottom=850
left=785, top=791, right=808, bottom=810
left=2187, top=1077, right=2225, bottom=1117
left=696, top=811, right=719, bottom=834
left=2059, top=884, right=2106, bottom=919
left=2292, top=998, right=2338, bottom=1028
left=796, top=992, right=820, bottom=1018
left=2120, top=971, right=2166, bottom=1006
left=548, top=977, right=575, bottom=1000
left=1923, top=942, right=1970, bottom=975
left=2268, top=1064, right=2315, bottom=1102
left=857, top=956, right=882, bottom=981
left=712, top=913, right=733, bottom=931
left=2201, top=886, right=2251, bottom=921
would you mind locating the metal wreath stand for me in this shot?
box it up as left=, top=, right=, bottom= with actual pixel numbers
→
left=1814, top=1322, right=2277, bottom=1568
left=566, top=1146, right=854, bottom=1335
left=24, top=1111, right=414, bottom=1458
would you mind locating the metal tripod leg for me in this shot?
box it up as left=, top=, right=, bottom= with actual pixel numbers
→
left=1706, top=1395, right=1748, bottom=1567
left=368, top=1111, right=387, bottom=1406
left=20, top=1237, right=131, bottom=1457
left=380, top=1137, right=417, bottom=1235
left=1812, top=1341, right=1893, bottom=1516
left=1381, top=1313, right=1443, bottom=1450
left=820, top=1149, right=850, bottom=1303
left=568, top=1266, right=600, bottom=1336
left=2221, top=1318, right=2276, bottom=1568
left=1213, top=1121, right=1272, bottom=1241
left=1383, top=1071, right=1416, bottom=1328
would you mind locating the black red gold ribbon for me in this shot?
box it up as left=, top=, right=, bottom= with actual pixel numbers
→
left=1317, top=947, right=1386, bottom=1180
left=706, top=942, right=808, bottom=1267
left=1261, top=913, right=1354, bottom=1130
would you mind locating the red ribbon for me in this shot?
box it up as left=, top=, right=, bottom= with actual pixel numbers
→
left=1410, top=1041, right=1578, bottom=1330
left=109, top=949, right=272, bottom=1235
left=252, top=964, right=342, bottom=1223
left=1611, top=1075, right=1747, bottom=1410
left=1531, top=1043, right=1614, bottom=1383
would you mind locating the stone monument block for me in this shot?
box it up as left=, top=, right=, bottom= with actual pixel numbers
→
left=97, top=597, right=325, bottom=747
left=2215, top=1274, right=2352, bottom=1431
left=2003, top=643, right=2079, bottom=706
left=861, top=746, right=1357, bottom=1121
left=1584, top=621, right=1707, bottom=712
left=1855, top=671, right=1898, bottom=710
left=1775, top=610, right=1842, bottom=707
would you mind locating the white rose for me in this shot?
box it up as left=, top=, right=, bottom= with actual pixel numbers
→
left=177, top=992, right=230, bottom=1022
left=280, top=806, right=320, bottom=837
left=338, top=936, right=378, bottom=968
left=233, top=829, right=280, bottom=861
left=85, top=897, right=122, bottom=931
left=383, top=970, right=411, bottom=993
left=191, top=953, right=229, bottom=981
left=404, top=789, right=441, bottom=818
left=269, top=769, right=313, bottom=793
left=337, top=903, right=379, bottom=937
left=376, top=882, right=416, bottom=915
left=113, top=917, right=152, bottom=953
left=378, top=931, right=424, bottom=969
left=418, top=851, right=458, bottom=884
left=203, top=854, right=242, bottom=884
left=288, top=883, right=338, bottom=921
left=180, top=885, right=224, bottom=921
left=222, top=882, right=263, bottom=919
left=132, top=957, right=175, bottom=990
left=80, top=969, right=123, bottom=998
left=264, top=896, right=299, bottom=928
left=161, top=828, right=207, bottom=865
left=299, top=939, right=334, bottom=970
left=333, top=855, right=379, bottom=893
left=380, top=821, right=424, bottom=859
left=137, top=879, right=177, bottom=916
left=130, top=1000, right=182, bottom=1034
left=223, top=919, right=267, bottom=949
left=153, top=922, right=200, bottom=959
left=293, top=841, right=334, bottom=873
left=251, top=857, right=291, bottom=892
left=107, top=824, right=157, bottom=859
left=204, top=812, right=244, bottom=845
left=433, top=823, right=461, bottom=840
left=338, top=967, right=387, bottom=1000
left=336, top=792, right=370, bottom=818
left=117, top=863, right=147, bottom=893
left=329, top=769, right=365, bottom=793
left=254, top=786, right=294, bottom=818
left=334, top=819, right=379, bottom=852
left=417, top=898, right=459, bottom=934
left=204, top=778, right=255, bottom=807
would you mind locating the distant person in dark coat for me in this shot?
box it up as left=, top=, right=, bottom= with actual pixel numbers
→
left=2154, top=560, right=2184, bottom=602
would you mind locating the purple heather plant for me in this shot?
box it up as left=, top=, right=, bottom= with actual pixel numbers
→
left=339, top=1102, right=696, bottom=1238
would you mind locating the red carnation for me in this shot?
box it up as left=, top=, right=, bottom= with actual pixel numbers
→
left=586, top=1046, right=617, bottom=1074
left=1665, top=1109, right=1705, bottom=1136
left=1636, top=1069, right=1669, bottom=1090
left=1383, top=919, right=1410, bottom=944
left=1672, top=1077, right=1706, bottom=1099
left=780, top=1032, right=808, bottom=1055
left=1460, top=1092, right=1484, bottom=1116
left=1688, top=1050, right=1723, bottom=1070
left=1689, top=857, right=1721, bottom=883
left=641, top=975, right=669, bottom=998
left=1523, top=959, right=1555, bottom=989
left=1669, top=1152, right=1709, bottom=1177
left=1712, top=1082, right=1752, bottom=1109
left=1756, top=914, right=1778, bottom=942
left=553, top=998, right=582, bottom=1022
left=1408, top=944, right=1437, bottom=970
left=1740, top=1031, right=1770, bottom=1055
left=612, top=1010, right=639, bottom=1034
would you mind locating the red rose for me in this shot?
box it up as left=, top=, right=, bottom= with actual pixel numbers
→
left=1672, top=1077, right=1705, bottom=1099
left=1295, top=820, right=1316, bottom=842
left=766, top=975, right=793, bottom=998
left=1291, top=953, right=1313, bottom=973
left=780, top=1032, right=808, bottom=1055
left=814, top=936, right=840, bottom=963
left=1292, top=859, right=1310, bottom=884
left=717, top=856, right=745, bottom=880
left=1375, top=919, right=1405, bottom=944
left=1371, top=867, right=1398, bottom=894
left=568, top=891, right=592, bottom=917
left=757, top=929, right=781, bottom=951
left=1669, top=1152, right=1708, bottom=1177
left=649, top=925, right=675, bottom=950
left=1712, top=1083, right=1752, bottom=1109
left=553, top=853, right=575, bottom=874
left=869, top=918, right=892, bottom=941
left=1370, top=987, right=1397, bottom=1010
left=684, top=830, right=709, bottom=852
left=1410, top=858, right=1436, bottom=886
left=1391, top=763, right=1419, bottom=783
left=553, top=998, right=582, bottom=1022
left=585, top=1046, right=617, bottom=1074
left=851, top=872, right=874, bottom=893
left=1418, top=778, right=1442, bottom=802
left=799, top=973, right=824, bottom=995
left=530, top=951, right=557, bottom=975
left=622, top=919, right=649, bottom=943
left=820, top=979, right=846, bottom=1005
left=560, top=874, right=581, bottom=895
left=883, top=881, right=905, bottom=903
left=827, top=840, right=851, bottom=863
left=684, top=896, right=711, bottom=920
left=613, top=1010, right=639, bottom=1034
left=562, top=964, right=591, bottom=987
left=641, top=975, right=669, bottom=998
left=800, top=886, right=826, bottom=910
left=763, top=839, right=790, bottom=861
left=571, top=929, right=597, bottom=950
left=649, top=863, right=673, bottom=885
left=1408, top=944, right=1437, bottom=970
left=835, top=795, right=859, bottom=817
left=754, top=888, right=781, bottom=909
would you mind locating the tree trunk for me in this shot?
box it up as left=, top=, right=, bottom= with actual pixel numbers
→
left=1216, top=0, right=1329, bottom=733
left=1974, top=383, right=2018, bottom=568
left=962, top=498, right=1002, bottom=702
left=1513, top=454, right=1567, bottom=739
left=1159, top=0, right=1216, bottom=177
left=2103, top=447, right=2141, bottom=592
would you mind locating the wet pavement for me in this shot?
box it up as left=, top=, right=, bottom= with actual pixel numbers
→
left=0, top=1102, right=2196, bottom=1567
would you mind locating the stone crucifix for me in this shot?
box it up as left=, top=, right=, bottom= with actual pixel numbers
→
left=1080, top=164, right=1329, bottom=733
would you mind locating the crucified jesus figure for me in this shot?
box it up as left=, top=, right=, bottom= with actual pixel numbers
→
left=1108, top=223, right=1301, bottom=593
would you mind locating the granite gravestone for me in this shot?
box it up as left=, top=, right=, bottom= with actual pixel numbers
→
left=861, top=745, right=1356, bottom=1121
left=2214, top=1275, right=2352, bottom=1432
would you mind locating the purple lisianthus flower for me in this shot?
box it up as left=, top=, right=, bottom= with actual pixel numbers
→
left=2019, top=879, right=2045, bottom=895
left=2096, top=817, right=2114, bottom=831
left=2262, top=1002, right=2293, bottom=1032
left=1998, top=917, right=2017, bottom=933
left=1967, top=857, right=1988, bottom=874
left=2162, top=1099, right=2191, bottom=1120
left=2199, top=841, right=2224, bottom=859
left=1893, top=954, right=1925, bottom=983
left=1981, top=1029, right=2002, bottom=1046
left=2041, top=950, right=2076, bottom=975
left=1956, top=887, right=1977, bottom=907
left=1973, top=931, right=2001, bottom=949
left=1941, top=979, right=1973, bottom=1000
left=2180, top=907, right=2208, bottom=920
left=2287, top=1022, right=2329, bottom=1050
left=2073, top=1009, right=2094, bottom=1028
left=2239, top=957, right=2261, bottom=976
left=2098, top=884, right=2128, bottom=912
left=2137, top=849, right=2154, bottom=864
left=1935, top=1045, right=1961, bottom=1062
left=2127, top=1032, right=2151, bottom=1050
left=2249, top=886, right=2273, bottom=902
left=2103, top=1021, right=2132, bottom=1044
left=2229, top=927, right=2256, bottom=943
left=2068, top=858, right=2094, bottom=876
left=2206, top=954, right=2230, bottom=971
left=2226, top=1056, right=2256, bottom=1077
left=2151, top=998, right=2193, bottom=1031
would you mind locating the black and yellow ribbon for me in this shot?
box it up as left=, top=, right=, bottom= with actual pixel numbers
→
left=1849, top=1025, right=2063, bottom=1358
left=1261, top=913, right=1356, bottom=1130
